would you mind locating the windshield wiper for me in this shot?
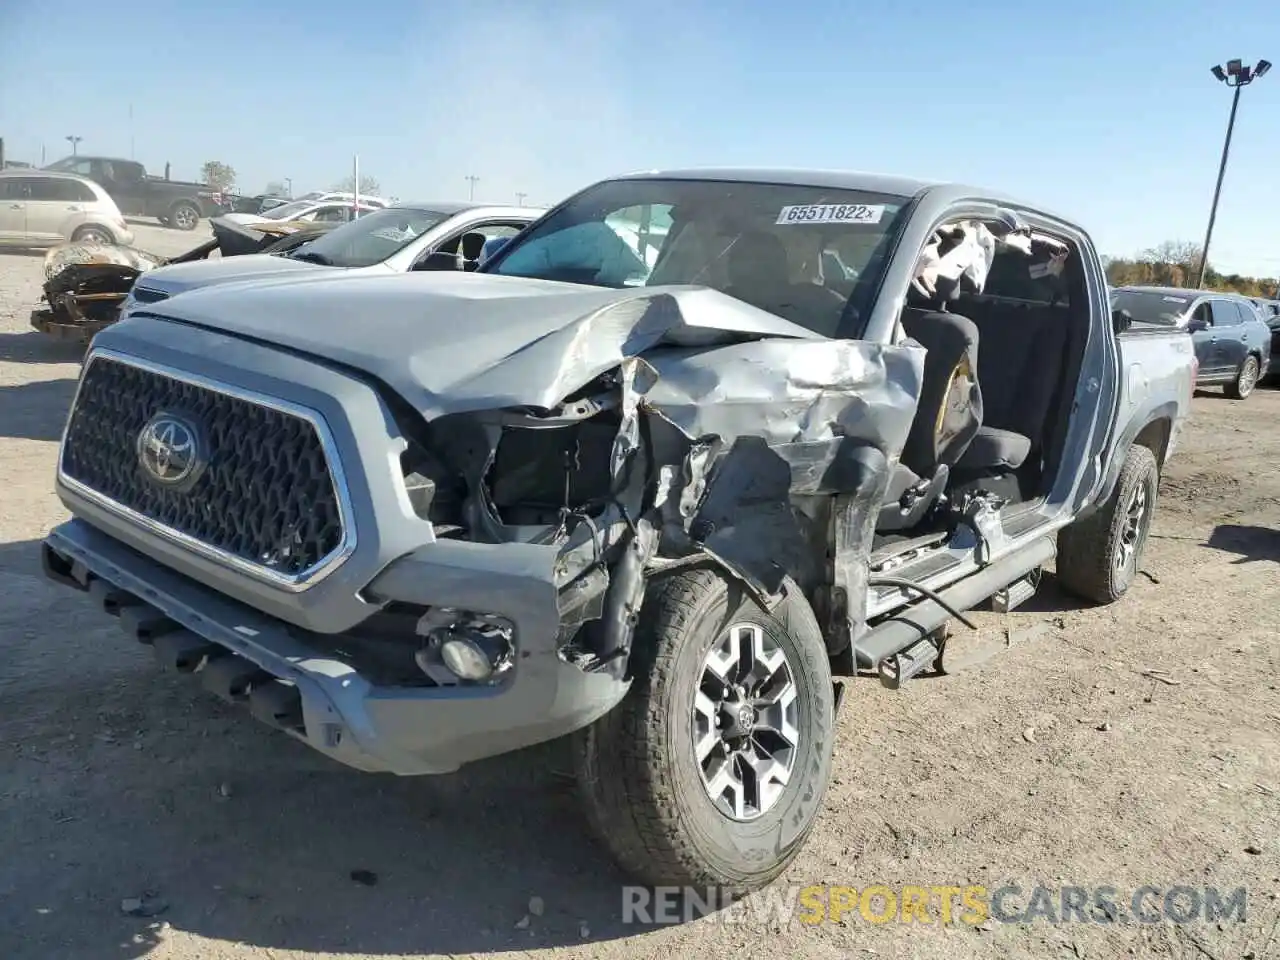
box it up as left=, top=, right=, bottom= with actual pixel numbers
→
left=289, top=250, right=335, bottom=265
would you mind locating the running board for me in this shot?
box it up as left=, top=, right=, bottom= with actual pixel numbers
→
left=878, top=633, right=942, bottom=689
left=853, top=536, right=1056, bottom=672
left=991, top=573, right=1039, bottom=613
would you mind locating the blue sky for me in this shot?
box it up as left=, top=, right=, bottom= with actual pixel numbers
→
left=2, top=0, right=1278, bottom=277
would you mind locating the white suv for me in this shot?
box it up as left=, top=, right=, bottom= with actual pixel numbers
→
left=0, top=170, right=133, bottom=247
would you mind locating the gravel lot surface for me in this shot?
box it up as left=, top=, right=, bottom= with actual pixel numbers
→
left=1, top=224, right=1277, bottom=959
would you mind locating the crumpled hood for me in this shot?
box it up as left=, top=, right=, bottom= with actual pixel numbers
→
left=132, top=270, right=826, bottom=417
left=132, top=254, right=329, bottom=298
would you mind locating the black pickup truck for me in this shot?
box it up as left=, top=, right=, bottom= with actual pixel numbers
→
left=43, top=155, right=221, bottom=231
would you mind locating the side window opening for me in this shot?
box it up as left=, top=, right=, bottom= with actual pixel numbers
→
left=891, top=215, right=1089, bottom=517
left=1208, top=300, right=1238, bottom=326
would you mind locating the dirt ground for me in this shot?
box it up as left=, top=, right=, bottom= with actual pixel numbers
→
left=1, top=228, right=1277, bottom=960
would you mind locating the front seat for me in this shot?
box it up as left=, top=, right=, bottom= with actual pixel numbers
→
left=723, top=232, right=847, bottom=334
left=459, top=231, right=488, bottom=271
left=878, top=306, right=984, bottom=531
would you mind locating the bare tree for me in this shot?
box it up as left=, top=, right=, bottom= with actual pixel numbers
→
left=331, top=173, right=381, bottom=195
left=200, top=160, right=236, bottom=192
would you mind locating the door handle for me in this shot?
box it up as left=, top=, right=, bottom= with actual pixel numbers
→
left=66, top=205, right=82, bottom=212
left=7, top=203, right=21, bottom=209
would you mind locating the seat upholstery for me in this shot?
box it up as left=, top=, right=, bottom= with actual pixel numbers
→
left=897, top=308, right=984, bottom=478
left=878, top=308, right=985, bottom=530
left=724, top=232, right=848, bottom=336
left=958, top=426, right=1031, bottom=471
left=956, top=298, right=1071, bottom=472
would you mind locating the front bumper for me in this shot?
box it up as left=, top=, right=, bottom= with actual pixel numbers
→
left=30, top=308, right=106, bottom=343
left=44, top=518, right=629, bottom=775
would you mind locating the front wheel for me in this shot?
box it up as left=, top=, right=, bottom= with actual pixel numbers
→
left=573, top=566, right=835, bottom=896
left=1056, top=443, right=1159, bottom=604
left=71, top=225, right=113, bottom=245
left=168, top=201, right=200, bottom=231
left=1225, top=355, right=1260, bottom=400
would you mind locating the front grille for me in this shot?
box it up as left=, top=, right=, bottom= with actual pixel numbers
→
left=60, top=353, right=348, bottom=583
left=130, top=287, right=170, bottom=304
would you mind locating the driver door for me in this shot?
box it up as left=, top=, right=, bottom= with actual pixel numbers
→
left=1188, top=300, right=1222, bottom=376
left=0, top=176, right=28, bottom=241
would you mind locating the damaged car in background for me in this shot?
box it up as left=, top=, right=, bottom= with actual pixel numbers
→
left=112, top=200, right=544, bottom=318
left=29, top=216, right=338, bottom=343
left=41, top=169, right=1195, bottom=894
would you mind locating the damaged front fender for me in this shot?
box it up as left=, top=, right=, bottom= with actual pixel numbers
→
left=383, top=292, right=923, bottom=674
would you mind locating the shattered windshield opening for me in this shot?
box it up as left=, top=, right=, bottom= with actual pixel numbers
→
left=281, top=206, right=449, bottom=268
left=482, top=177, right=911, bottom=337
left=1110, top=289, right=1193, bottom=326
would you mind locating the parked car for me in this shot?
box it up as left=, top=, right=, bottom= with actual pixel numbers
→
left=1110, top=285, right=1270, bottom=398
left=117, top=200, right=543, bottom=313
left=42, top=167, right=1196, bottom=895
left=1246, top=297, right=1280, bottom=381
left=43, top=155, right=220, bottom=231
left=296, top=190, right=392, bottom=207
left=0, top=169, right=133, bottom=248
left=218, top=197, right=386, bottom=228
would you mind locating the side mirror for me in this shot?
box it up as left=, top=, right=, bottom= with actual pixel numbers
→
left=415, top=250, right=460, bottom=272
left=1112, top=308, right=1133, bottom=334
left=1186, top=316, right=1208, bottom=333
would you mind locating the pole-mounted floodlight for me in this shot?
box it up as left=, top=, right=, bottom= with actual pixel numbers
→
left=1197, top=58, right=1271, bottom=288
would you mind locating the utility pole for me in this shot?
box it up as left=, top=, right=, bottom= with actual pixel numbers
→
left=465, top=175, right=479, bottom=201
left=66, top=135, right=82, bottom=156
left=515, top=191, right=527, bottom=206
left=1197, top=57, right=1271, bottom=288
left=128, top=103, right=135, bottom=159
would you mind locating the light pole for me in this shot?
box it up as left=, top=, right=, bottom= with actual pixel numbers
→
left=66, top=135, right=82, bottom=156
left=284, top=177, right=292, bottom=198
left=1197, top=58, right=1270, bottom=288
left=465, top=174, right=479, bottom=201
left=515, top=191, right=527, bottom=206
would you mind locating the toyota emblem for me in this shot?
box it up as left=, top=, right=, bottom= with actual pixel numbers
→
left=136, top=413, right=202, bottom=487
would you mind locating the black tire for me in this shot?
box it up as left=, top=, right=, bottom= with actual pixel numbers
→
left=70, top=225, right=113, bottom=245
left=168, top=201, right=200, bottom=231
left=1224, top=354, right=1260, bottom=400
left=1056, top=443, right=1159, bottom=604
left=572, top=566, right=835, bottom=897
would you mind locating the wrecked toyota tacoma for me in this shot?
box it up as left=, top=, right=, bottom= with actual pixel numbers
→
left=42, top=169, right=1197, bottom=893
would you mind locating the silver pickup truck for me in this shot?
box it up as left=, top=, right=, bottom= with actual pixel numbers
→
left=42, top=168, right=1196, bottom=897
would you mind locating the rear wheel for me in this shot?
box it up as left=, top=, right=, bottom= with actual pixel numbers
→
left=573, top=566, right=835, bottom=897
left=168, top=201, right=200, bottom=231
left=70, top=225, right=113, bottom=245
left=1056, top=443, right=1159, bottom=604
left=1225, top=355, right=1259, bottom=400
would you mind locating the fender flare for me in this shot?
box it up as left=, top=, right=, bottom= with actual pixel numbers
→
left=1088, top=399, right=1180, bottom=516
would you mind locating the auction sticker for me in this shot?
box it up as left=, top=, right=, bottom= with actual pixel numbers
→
left=777, top=203, right=885, bottom=225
